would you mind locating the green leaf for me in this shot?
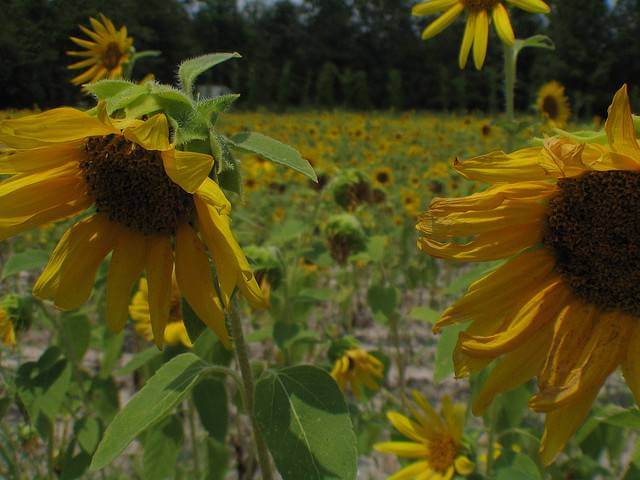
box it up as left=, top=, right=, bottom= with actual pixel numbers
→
left=434, top=323, right=467, bottom=382
left=90, top=353, right=210, bottom=470
left=366, top=236, right=386, bottom=263
left=182, top=298, right=207, bottom=344
left=229, top=132, right=317, bottom=182
left=495, top=455, right=542, bottom=480
left=273, top=322, right=301, bottom=350
left=114, top=347, right=162, bottom=377
left=515, top=35, right=555, bottom=55
left=408, top=306, right=440, bottom=325
left=193, top=378, right=228, bottom=442
left=84, top=80, right=138, bottom=100
left=130, top=50, right=162, bottom=62
left=197, top=94, right=240, bottom=125
left=367, top=284, right=398, bottom=318
left=76, top=417, right=101, bottom=454
left=105, top=84, right=148, bottom=114
left=60, top=313, right=91, bottom=364
left=205, top=438, right=229, bottom=480
left=143, top=416, right=183, bottom=480
left=99, top=330, right=125, bottom=379
left=2, top=249, right=50, bottom=278
left=178, top=53, right=241, bottom=96
left=254, top=366, right=357, bottom=480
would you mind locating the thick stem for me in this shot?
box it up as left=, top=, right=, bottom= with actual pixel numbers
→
left=229, top=300, right=274, bottom=480
left=503, top=43, right=517, bottom=152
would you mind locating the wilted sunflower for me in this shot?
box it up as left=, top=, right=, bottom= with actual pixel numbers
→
left=537, top=81, right=571, bottom=129
left=130, top=277, right=191, bottom=348
left=0, top=106, right=265, bottom=348
left=331, top=348, right=384, bottom=399
left=67, top=14, right=134, bottom=85
left=412, top=0, right=550, bottom=69
left=375, top=391, right=475, bottom=479
left=417, top=85, right=640, bottom=464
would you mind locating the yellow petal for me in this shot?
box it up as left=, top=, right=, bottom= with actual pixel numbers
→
left=459, top=12, right=476, bottom=69
left=506, top=0, right=550, bottom=14
left=106, top=228, right=146, bottom=332
left=492, top=3, right=515, bottom=46
left=421, top=3, right=464, bottom=40
left=0, top=140, right=85, bottom=174
left=145, top=235, right=174, bottom=349
left=34, top=214, right=118, bottom=310
left=454, top=456, right=475, bottom=475
left=604, top=85, right=640, bottom=162
left=622, top=325, right=640, bottom=405
left=123, top=114, right=171, bottom=152
left=164, top=322, right=192, bottom=348
left=454, top=147, right=549, bottom=183
left=387, top=411, right=426, bottom=443
left=373, top=441, right=429, bottom=458
left=539, top=388, right=599, bottom=465
left=0, top=108, right=117, bottom=148
left=175, top=223, right=230, bottom=348
left=162, top=149, right=214, bottom=193
left=195, top=177, right=232, bottom=214
left=386, top=461, right=431, bottom=480
left=472, top=9, right=489, bottom=70
left=412, top=0, right=459, bottom=16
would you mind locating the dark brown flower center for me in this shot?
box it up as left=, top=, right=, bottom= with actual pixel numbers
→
left=102, top=42, right=124, bottom=71
left=542, top=96, right=559, bottom=119
left=80, top=135, right=194, bottom=235
left=427, top=435, right=457, bottom=472
left=462, top=0, right=500, bottom=11
left=544, top=170, right=640, bottom=316
left=376, top=172, right=390, bottom=184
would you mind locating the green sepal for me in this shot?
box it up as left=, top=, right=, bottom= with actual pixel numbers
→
left=196, top=94, right=241, bottom=126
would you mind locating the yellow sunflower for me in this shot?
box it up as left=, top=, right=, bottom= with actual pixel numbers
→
left=537, top=81, right=571, bottom=129
left=402, top=190, right=421, bottom=217
left=375, top=391, right=475, bottom=479
left=0, top=106, right=266, bottom=349
left=412, top=0, right=550, bottom=69
left=67, top=14, right=134, bottom=85
left=331, top=348, right=384, bottom=399
left=416, top=85, right=640, bottom=464
left=130, top=277, right=191, bottom=348
left=0, top=309, right=16, bottom=347
left=372, top=166, right=394, bottom=188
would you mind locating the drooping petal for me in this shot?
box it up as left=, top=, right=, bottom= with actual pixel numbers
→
left=34, top=214, right=118, bottom=310
left=106, top=228, right=146, bottom=332
left=195, top=177, right=232, bottom=214
left=604, top=85, right=640, bottom=165
left=458, top=12, right=476, bottom=69
left=454, top=148, right=549, bottom=183
left=175, top=223, right=230, bottom=348
left=145, top=235, right=174, bottom=348
left=472, top=9, right=489, bottom=70
left=506, top=0, right=550, bottom=13
left=123, top=114, right=171, bottom=152
left=0, top=140, right=85, bottom=174
left=162, top=149, right=214, bottom=193
left=421, top=3, right=465, bottom=40
left=492, top=4, right=515, bottom=46
left=412, top=0, right=459, bottom=16
left=622, top=325, right=640, bottom=405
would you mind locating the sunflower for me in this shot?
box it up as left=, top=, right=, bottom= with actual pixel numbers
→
left=0, top=309, right=16, bottom=347
left=67, top=14, right=134, bottom=85
left=0, top=106, right=266, bottom=349
left=130, top=277, right=191, bottom=348
left=372, top=166, right=394, bottom=188
left=402, top=190, right=421, bottom=217
left=416, top=85, right=640, bottom=464
left=374, top=391, right=475, bottom=479
left=331, top=348, right=384, bottom=399
left=412, top=0, right=550, bottom=70
left=537, top=81, right=571, bottom=129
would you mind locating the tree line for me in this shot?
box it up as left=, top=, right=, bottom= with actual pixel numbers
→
left=1, top=0, right=638, bottom=117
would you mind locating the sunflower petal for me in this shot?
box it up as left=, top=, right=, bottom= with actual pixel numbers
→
left=454, top=148, right=549, bottom=182
left=622, top=325, right=640, bottom=405
left=412, top=0, right=459, bottom=16
left=492, top=3, right=515, bottom=46
left=472, top=9, right=489, bottom=70
left=421, top=3, right=464, bottom=40
left=604, top=85, right=640, bottom=163
left=145, top=235, right=174, bottom=349
left=123, top=114, right=171, bottom=152
left=506, top=0, right=550, bottom=13
left=373, top=441, right=429, bottom=458
left=162, top=150, right=214, bottom=193
left=459, top=12, right=476, bottom=69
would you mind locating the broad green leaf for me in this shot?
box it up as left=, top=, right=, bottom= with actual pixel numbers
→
left=367, top=284, right=398, bottom=318
left=178, top=53, right=241, bottom=96
left=495, top=455, right=542, bottom=480
left=90, top=353, right=210, bottom=470
left=114, top=346, right=162, bottom=377
left=130, top=50, right=162, bottom=62
left=273, top=322, right=301, bottom=349
left=84, top=80, right=137, bottom=100
left=297, top=288, right=333, bottom=302
left=434, top=323, right=467, bottom=382
left=2, top=249, right=50, bottom=278
left=143, top=416, right=183, bottom=480
left=197, top=94, right=240, bottom=125
left=366, top=236, right=386, bottom=263
left=105, top=84, right=148, bottom=113
left=59, top=452, right=91, bottom=480
left=408, top=306, right=440, bottom=324
left=254, top=365, right=357, bottom=480
left=205, top=438, right=229, bottom=480
left=60, top=313, right=91, bottom=364
left=76, top=417, right=101, bottom=454
left=99, top=330, right=125, bottom=379
left=229, top=132, right=317, bottom=181
left=193, top=378, right=228, bottom=442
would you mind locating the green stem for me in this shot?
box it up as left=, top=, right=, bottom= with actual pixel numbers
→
left=187, top=400, right=201, bottom=479
left=229, top=300, right=274, bottom=480
left=503, top=43, right=517, bottom=152
left=485, top=403, right=498, bottom=478
left=388, top=312, right=408, bottom=409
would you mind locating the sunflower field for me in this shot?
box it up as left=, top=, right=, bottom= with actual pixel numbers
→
left=2, top=2, right=640, bottom=480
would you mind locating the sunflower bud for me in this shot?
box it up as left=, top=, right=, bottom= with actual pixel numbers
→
left=330, top=169, right=372, bottom=210
left=325, top=214, right=366, bottom=265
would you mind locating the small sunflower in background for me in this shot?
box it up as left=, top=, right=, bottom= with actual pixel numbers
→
left=130, top=277, right=191, bottom=348
left=67, top=14, right=134, bottom=85
left=412, top=0, right=550, bottom=70
left=537, top=81, right=571, bottom=128
left=372, top=166, right=394, bottom=189
left=417, top=85, right=640, bottom=464
left=375, top=392, right=475, bottom=479
left=0, top=309, right=16, bottom=348
left=0, top=106, right=265, bottom=349
left=402, top=190, right=421, bottom=217
left=331, top=348, right=384, bottom=399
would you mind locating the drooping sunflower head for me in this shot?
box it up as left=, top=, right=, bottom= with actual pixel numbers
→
left=375, top=391, right=475, bottom=478
left=325, top=213, right=367, bottom=265
left=67, top=14, right=134, bottom=85
left=416, top=84, right=640, bottom=465
left=537, top=81, right=571, bottom=128
left=412, top=0, right=550, bottom=69
left=331, top=348, right=385, bottom=399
